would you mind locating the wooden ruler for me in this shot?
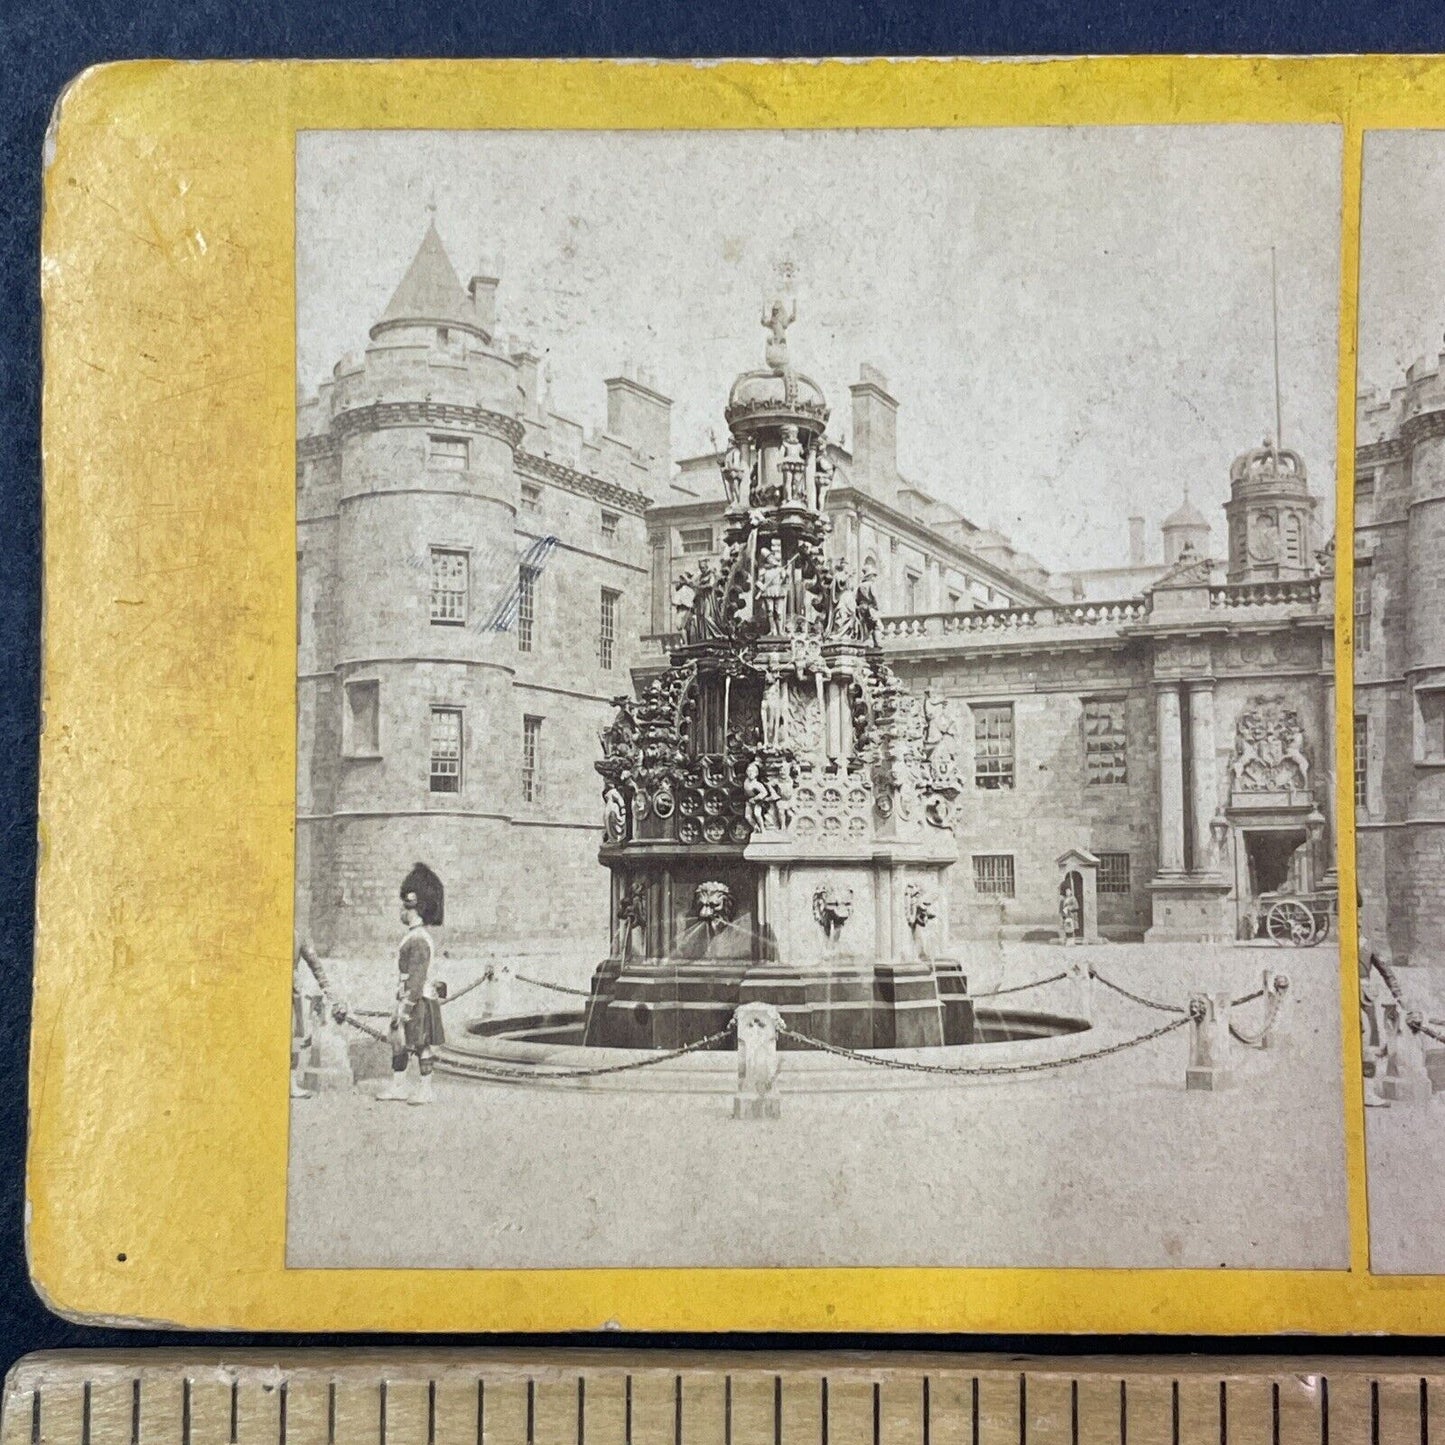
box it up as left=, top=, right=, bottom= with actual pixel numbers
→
left=2, top=1352, right=1438, bottom=1445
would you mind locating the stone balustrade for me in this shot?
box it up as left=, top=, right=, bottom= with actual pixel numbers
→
left=1208, top=578, right=1322, bottom=609
left=880, top=597, right=1148, bottom=638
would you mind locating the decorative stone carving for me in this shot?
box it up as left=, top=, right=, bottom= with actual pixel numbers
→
left=761, top=297, right=797, bottom=374
left=1230, top=697, right=1310, bottom=793
left=812, top=882, right=854, bottom=941
left=854, top=562, right=881, bottom=645
left=602, top=784, right=627, bottom=843
left=616, top=878, right=647, bottom=960
left=756, top=539, right=789, bottom=636
left=779, top=424, right=807, bottom=504
left=904, top=883, right=937, bottom=934
left=692, top=881, right=736, bottom=937
left=812, top=445, right=834, bottom=512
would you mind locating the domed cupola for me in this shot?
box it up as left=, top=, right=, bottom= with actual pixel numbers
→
left=724, top=299, right=831, bottom=438
left=1161, top=488, right=1212, bottom=564
left=1224, top=436, right=1319, bottom=583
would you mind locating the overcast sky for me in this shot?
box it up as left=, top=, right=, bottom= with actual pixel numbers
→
left=298, top=127, right=1340, bottom=571
left=1359, top=131, right=1445, bottom=399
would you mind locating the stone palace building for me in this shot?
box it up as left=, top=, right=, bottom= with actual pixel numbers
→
left=297, top=223, right=1337, bottom=954
left=1355, top=340, right=1445, bottom=967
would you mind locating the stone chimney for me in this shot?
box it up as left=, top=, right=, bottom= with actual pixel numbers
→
left=1128, top=515, right=1146, bottom=567
left=849, top=363, right=898, bottom=495
left=606, top=369, right=673, bottom=496
left=468, top=265, right=500, bottom=333
left=512, top=348, right=541, bottom=418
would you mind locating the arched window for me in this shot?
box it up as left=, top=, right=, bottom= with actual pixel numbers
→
left=402, top=863, right=445, bottom=927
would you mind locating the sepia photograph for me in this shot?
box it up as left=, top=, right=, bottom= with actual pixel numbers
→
left=286, top=125, right=1348, bottom=1271
left=1353, top=128, right=1445, bottom=1274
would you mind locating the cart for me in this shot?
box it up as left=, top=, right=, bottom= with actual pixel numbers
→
left=1257, top=889, right=1336, bottom=947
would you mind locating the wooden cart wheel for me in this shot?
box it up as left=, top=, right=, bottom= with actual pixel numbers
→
left=1266, top=898, right=1316, bottom=947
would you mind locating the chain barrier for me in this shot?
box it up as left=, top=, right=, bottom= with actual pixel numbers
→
left=778, top=1015, right=1188, bottom=1078
left=513, top=972, right=593, bottom=999
left=441, top=1023, right=738, bottom=1083
left=1410, top=1018, right=1445, bottom=1049
left=1088, top=968, right=1187, bottom=1014
left=1228, top=989, right=1285, bottom=1049
left=970, top=970, right=1068, bottom=1000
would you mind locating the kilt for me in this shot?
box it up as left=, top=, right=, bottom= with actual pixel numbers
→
left=292, top=989, right=307, bottom=1046
left=394, top=996, right=446, bottom=1054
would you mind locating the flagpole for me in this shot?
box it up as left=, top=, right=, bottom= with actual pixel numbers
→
left=1271, top=245, right=1283, bottom=447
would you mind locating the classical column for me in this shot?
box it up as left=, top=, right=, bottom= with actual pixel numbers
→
left=1156, top=682, right=1186, bottom=874
left=1187, top=678, right=1219, bottom=874
left=1319, top=667, right=1338, bottom=887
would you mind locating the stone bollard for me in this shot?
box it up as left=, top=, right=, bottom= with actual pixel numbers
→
left=302, top=998, right=356, bottom=1092
left=732, top=1002, right=784, bottom=1120
left=1260, top=970, right=1292, bottom=1052
left=1377, top=1003, right=1433, bottom=1105
left=1186, top=991, right=1232, bottom=1091
left=1066, top=957, right=1092, bottom=1025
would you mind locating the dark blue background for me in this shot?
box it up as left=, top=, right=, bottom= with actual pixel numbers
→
left=4, top=0, right=1445, bottom=1374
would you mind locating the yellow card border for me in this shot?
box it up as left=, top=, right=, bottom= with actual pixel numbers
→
left=29, top=55, right=1445, bottom=1333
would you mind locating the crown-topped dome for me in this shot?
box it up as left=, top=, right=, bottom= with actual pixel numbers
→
left=1229, top=436, right=1308, bottom=488
left=724, top=297, right=830, bottom=430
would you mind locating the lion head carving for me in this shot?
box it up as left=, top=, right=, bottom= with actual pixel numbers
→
left=692, top=881, right=736, bottom=936
left=812, top=882, right=855, bottom=941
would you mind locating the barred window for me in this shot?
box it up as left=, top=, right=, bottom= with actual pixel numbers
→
left=428, top=435, right=468, bottom=471
left=517, top=565, right=539, bottom=653
left=1084, top=698, right=1128, bottom=785
left=973, top=703, right=1015, bottom=789
left=679, top=526, right=713, bottom=556
left=429, top=547, right=468, bottom=626
left=522, top=715, right=543, bottom=804
left=601, top=509, right=620, bottom=540
left=1098, top=852, right=1131, bottom=894
left=1354, top=715, right=1369, bottom=810
left=428, top=707, right=463, bottom=794
left=1354, top=561, right=1372, bottom=652
left=1283, top=512, right=1304, bottom=565
left=600, top=588, right=620, bottom=671
left=972, top=854, right=1015, bottom=897
left=521, top=482, right=542, bottom=513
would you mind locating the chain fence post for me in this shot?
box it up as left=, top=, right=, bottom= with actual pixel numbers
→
left=1261, top=969, right=1291, bottom=1052
left=732, top=1003, right=783, bottom=1119
left=1066, top=956, right=1092, bottom=1025
left=1378, top=1001, right=1433, bottom=1104
left=1186, top=990, right=1231, bottom=1091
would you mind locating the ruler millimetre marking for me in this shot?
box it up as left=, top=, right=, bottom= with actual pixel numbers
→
left=4, top=1355, right=1439, bottom=1445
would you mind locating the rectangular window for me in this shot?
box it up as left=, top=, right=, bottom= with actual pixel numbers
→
left=521, top=482, right=542, bottom=513
left=522, top=715, right=544, bottom=804
left=1084, top=698, right=1128, bottom=785
left=1354, top=714, right=1369, bottom=809
left=972, top=854, right=1015, bottom=897
left=1354, top=561, right=1372, bottom=652
left=428, top=707, right=463, bottom=793
left=1418, top=688, right=1445, bottom=764
left=342, top=679, right=380, bottom=757
left=1098, top=852, right=1131, bottom=895
left=973, top=703, right=1015, bottom=790
left=428, top=435, right=468, bottom=471
left=517, top=565, right=538, bottom=652
left=679, top=526, right=713, bottom=556
left=601, top=509, right=620, bottom=540
left=429, top=547, right=468, bottom=626
left=599, top=588, right=620, bottom=671
left=905, top=572, right=921, bottom=612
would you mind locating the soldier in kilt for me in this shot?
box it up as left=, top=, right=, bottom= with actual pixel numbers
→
left=378, top=890, right=445, bottom=1105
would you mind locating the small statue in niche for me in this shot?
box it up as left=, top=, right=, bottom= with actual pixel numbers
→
left=756, top=540, right=789, bottom=636
left=672, top=569, right=698, bottom=636
left=854, top=561, right=881, bottom=645
left=779, top=424, right=807, bottom=504
left=771, top=763, right=798, bottom=831
left=761, top=667, right=790, bottom=748
left=1059, top=878, right=1082, bottom=944
left=720, top=436, right=747, bottom=511
left=690, top=559, right=720, bottom=640
left=922, top=683, right=959, bottom=777
left=813, top=444, right=834, bottom=513
left=616, top=877, right=648, bottom=960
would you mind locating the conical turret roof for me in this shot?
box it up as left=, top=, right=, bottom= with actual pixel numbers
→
left=1163, top=494, right=1209, bottom=531
left=371, top=221, right=488, bottom=340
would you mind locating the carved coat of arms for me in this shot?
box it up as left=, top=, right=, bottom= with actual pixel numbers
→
left=1230, top=697, right=1311, bottom=794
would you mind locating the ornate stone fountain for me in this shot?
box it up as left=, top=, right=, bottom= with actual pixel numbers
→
left=587, top=303, right=971, bottom=1050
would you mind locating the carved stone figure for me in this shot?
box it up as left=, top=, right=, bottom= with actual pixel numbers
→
left=812, top=883, right=854, bottom=943
left=757, top=539, right=788, bottom=635
left=904, top=883, right=937, bottom=934
left=732, top=1001, right=784, bottom=1120
left=1231, top=698, right=1311, bottom=793
left=743, top=762, right=773, bottom=833
left=1059, top=880, right=1081, bottom=942
left=761, top=296, right=797, bottom=374
left=720, top=437, right=747, bottom=511
left=602, top=784, right=627, bottom=843
left=779, top=424, right=807, bottom=504
left=616, top=878, right=647, bottom=960
left=922, top=684, right=958, bottom=774
left=813, top=445, right=834, bottom=512
left=692, top=881, right=736, bottom=937
left=761, top=667, right=790, bottom=747
left=854, top=562, right=881, bottom=645
left=770, top=763, right=797, bottom=830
